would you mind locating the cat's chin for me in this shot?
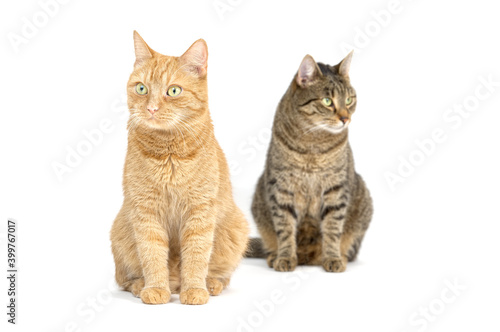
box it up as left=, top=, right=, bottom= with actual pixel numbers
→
left=143, top=117, right=167, bottom=130
left=323, top=125, right=347, bottom=135
left=141, top=119, right=181, bottom=133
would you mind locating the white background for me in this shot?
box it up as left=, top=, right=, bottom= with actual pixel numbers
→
left=1, top=0, right=500, bottom=331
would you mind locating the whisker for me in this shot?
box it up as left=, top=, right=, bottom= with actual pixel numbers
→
left=175, top=116, right=207, bottom=154
left=301, top=123, right=326, bottom=136
left=127, top=114, right=141, bottom=132
left=175, top=118, right=200, bottom=146
left=170, top=118, right=188, bottom=150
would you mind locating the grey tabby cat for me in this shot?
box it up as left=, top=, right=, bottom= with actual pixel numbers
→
left=247, top=52, right=373, bottom=272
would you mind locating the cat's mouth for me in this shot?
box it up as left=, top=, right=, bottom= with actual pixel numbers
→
left=143, top=114, right=175, bottom=130
left=140, top=114, right=162, bottom=129
left=146, top=114, right=161, bottom=123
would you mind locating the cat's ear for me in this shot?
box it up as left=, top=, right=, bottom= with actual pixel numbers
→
left=180, top=39, right=208, bottom=77
left=296, top=55, right=321, bottom=88
left=337, top=50, right=354, bottom=77
left=133, top=31, right=154, bottom=67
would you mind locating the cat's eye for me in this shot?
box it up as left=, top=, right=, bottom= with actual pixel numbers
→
left=346, top=96, right=353, bottom=105
left=135, top=83, right=148, bottom=95
left=167, top=85, right=182, bottom=97
left=322, top=98, right=333, bottom=106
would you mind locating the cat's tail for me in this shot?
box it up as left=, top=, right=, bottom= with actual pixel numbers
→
left=244, top=238, right=267, bottom=258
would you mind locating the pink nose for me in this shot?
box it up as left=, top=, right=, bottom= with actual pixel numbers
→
left=340, top=116, right=349, bottom=124
left=147, top=106, right=158, bottom=115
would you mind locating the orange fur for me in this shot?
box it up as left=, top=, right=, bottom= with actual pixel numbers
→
left=110, top=32, right=249, bottom=305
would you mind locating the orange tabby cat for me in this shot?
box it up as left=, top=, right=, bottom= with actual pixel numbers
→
left=110, top=31, right=249, bottom=305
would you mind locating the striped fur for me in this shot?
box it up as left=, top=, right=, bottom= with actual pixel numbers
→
left=245, top=238, right=268, bottom=258
left=249, top=52, right=373, bottom=272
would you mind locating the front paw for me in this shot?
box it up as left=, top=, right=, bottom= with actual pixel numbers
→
left=130, top=278, right=145, bottom=297
left=140, top=287, right=171, bottom=304
left=266, top=253, right=277, bottom=268
left=273, top=256, right=297, bottom=272
left=322, top=257, right=346, bottom=272
left=206, top=278, right=224, bottom=296
left=180, top=288, right=209, bottom=305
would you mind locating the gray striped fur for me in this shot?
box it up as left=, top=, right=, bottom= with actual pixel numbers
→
left=249, top=52, right=373, bottom=272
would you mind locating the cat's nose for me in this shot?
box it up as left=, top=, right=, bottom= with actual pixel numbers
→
left=340, top=116, right=349, bottom=124
left=147, top=105, right=158, bottom=115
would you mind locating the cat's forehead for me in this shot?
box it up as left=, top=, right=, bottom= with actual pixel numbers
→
left=131, top=56, right=179, bottom=83
left=317, top=62, right=351, bottom=95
